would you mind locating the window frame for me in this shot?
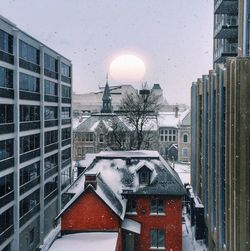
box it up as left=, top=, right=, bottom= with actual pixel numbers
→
left=150, top=229, right=165, bottom=249
left=150, top=198, right=165, bottom=215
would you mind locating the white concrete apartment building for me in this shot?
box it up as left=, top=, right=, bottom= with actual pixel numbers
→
left=0, top=16, right=72, bottom=251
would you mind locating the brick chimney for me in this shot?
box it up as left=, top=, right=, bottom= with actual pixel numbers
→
left=84, top=173, right=97, bottom=190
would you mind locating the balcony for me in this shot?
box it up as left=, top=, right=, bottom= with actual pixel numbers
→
left=44, top=189, right=58, bottom=205
left=62, top=138, right=71, bottom=147
left=61, top=75, right=71, bottom=84
left=20, top=121, right=40, bottom=131
left=20, top=149, right=40, bottom=163
left=0, top=225, right=14, bottom=244
left=19, top=91, right=40, bottom=101
left=0, top=87, right=14, bottom=99
left=215, top=0, right=238, bottom=15
left=20, top=176, right=40, bottom=195
left=61, top=97, right=71, bottom=104
left=19, top=58, right=40, bottom=74
left=214, top=15, right=238, bottom=40
left=0, top=157, right=14, bottom=172
left=0, top=123, right=14, bottom=134
left=62, top=158, right=71, bottom=168
left=0, top=191, right=14, bottom=208
left=214, top=42, right=238, bottom=63
left=45, top=119, right=58, bottom=128
left=45, top=142, right=58, bottom=153
left=45, top=166, right=58, bottom=180
left=19, top=203, right=40, bottom=227
left=0, top=50, right=14, bottom=64
left=44, top=69, right=58, bottom=80
left=44, top=95, right=58, bottom=103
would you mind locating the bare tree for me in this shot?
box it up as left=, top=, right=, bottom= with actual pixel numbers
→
left=119, top=89, right=161, bottom=150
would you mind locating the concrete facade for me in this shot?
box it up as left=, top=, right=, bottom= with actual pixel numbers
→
left=0, top=16, right=72, bottom=251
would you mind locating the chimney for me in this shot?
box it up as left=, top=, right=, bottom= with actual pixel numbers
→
left=174, top=105, right=179, bottom=118
left=84, top=173, right=97, bottom=190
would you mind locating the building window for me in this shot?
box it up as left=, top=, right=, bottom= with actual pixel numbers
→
left=160, top=128, right=177, bottom=142
left=45, top=130, right=58, bottom=146
left=44, top=106, right=58, bottom=120
left=0, top=66, right=13, bottom=88
left=44, top=53, right=57, bottom=72
left=99, top=134, right=104, bottom=143
left=19, top=189, right=39, bottom=217
left=0, top=29, right=13, bottom=54
left=62, top=85, right=71, bottom=98
left=20, top=162, right=40, bottom=186
left=44, top=176, right=57, bottom=197
left=61, top=107, right=71, bottom=119
left=151, top=199, right=164, bottom=214
left=20, top=105, right=40, bottom=122
left=183, top=134, right=188, bottom=143
left=0, top=139, right=13, bottom=160
left=19, top=134, right=40, bottom=154
left=44, top=80, right=57, bottom=96
left=0, top=104, right=13, bottom=124
left=45, top=153, right=58, bottom=173
left=182, top=148, right=189, bottom=157
left=126, top=199, right=137, bottom=214
left=19, top=40, right=39, bottom=64
left=62, top=127, right=71, bottom=140
left=139, top=168, right=151, bottom=185
left=61, top=167, right=70, bottom=189
left=29, top=228, right=34, bottom=244
left=61, top=63, right=70, bottom=77
left=150, top=229, right=165, bottom=249
left=19, top=72, right=40, bottom=93
left=0, top=173, right=13, bottom=197
left=0, top=207, right=13, bottom=234
left=62, top=148, right=71, bottom=163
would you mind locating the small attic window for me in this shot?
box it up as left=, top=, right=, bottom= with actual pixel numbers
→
left=138, top=166, right=151, bottom=185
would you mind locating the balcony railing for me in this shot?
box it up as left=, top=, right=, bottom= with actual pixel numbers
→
left=0, top=191, right=14, bottom=208
left=44, top=189, right=58, bottom=205
left=0, top=157, right=14, bottom=172
left=20, top=149, right=40, bottom=163
left=44, top=69, right=58, bottom=80
left=0, top=123, right=14, bottom=134
left=45, top=166, right=58, bottom=180
left=0, top=87, right=14, bottom=99
left=0, top=50, right=14, bottom=64
left=19, top=203, right=40, bottom=227
left=19, top=91, right=40, bottom=101
left=214, top=15, right=238, bottom=37
left=20, top=176, right=40, bottom=195
left=19, top=58, right=40, bottom=73
left=20, top=121, right=40, bottom=131
left=0, top=225, right=14, bottom=244
left=45, top=142, right=58, bottom=153
left=61, top=75, right=71, bottom=84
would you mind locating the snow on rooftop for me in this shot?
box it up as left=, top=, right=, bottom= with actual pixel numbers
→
left=49, top=232, right=118, bottom=251
left=158, top=109, right=190, bottom=128
left=122, top=218, right=141, bottom=234
left=73, top=116, right=89, bottom=130
left=97, top=150, right=160, bottom=158
left=174, top=163, right=190, bottom=185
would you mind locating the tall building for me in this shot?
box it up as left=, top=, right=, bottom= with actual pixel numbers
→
left=0, top=16, right=72, bottom=251
left=214, top=0, right=250, bottom=65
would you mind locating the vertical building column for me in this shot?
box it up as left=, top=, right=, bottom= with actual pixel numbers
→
left=57, top=56, right=62, bottom=211
left=12, top=28, right=20, bottom=251
left=39, top=45, right=45, bottom=244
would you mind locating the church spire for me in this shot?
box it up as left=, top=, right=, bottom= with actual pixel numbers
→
left=101, top=73, right=112, bottom=113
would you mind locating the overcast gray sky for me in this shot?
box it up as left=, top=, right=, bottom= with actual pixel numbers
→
left=1, top=0, right=213, bottom=105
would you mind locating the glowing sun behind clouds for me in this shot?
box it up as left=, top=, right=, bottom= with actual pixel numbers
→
left=109, top=54, right=146, bottom=82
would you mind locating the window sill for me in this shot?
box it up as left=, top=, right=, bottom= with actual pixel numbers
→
left=150, top=247, right=165, bottom=250
left=149, top=213, right=166, bottom=216
left=125, top=212, right=137, bottom=215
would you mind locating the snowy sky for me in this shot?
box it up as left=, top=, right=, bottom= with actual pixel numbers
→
left=1, top=0, right=213, bottom=105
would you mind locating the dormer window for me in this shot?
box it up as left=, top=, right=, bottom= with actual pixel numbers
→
left=138, top=166, right=152, bottom=185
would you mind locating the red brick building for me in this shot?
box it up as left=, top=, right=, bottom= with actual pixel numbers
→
left=52, top=151, right=185, bottom=251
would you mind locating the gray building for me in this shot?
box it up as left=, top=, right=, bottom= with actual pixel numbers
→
left=0, top=16, right=72, bottom=251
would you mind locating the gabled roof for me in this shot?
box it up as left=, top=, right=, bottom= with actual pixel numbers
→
left=60, top=151, right=186, bottom=221
left=75, top=114, right=130, bottom=133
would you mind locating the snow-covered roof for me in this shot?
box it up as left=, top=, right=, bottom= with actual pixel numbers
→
left=75, top=114, right=130, bottom=133
left=121, top=218, right=141, bottom=234
left=60, top=151, right=186, bottom=222
left=72, top=116, right=90, bottom=130
left=158, top=109, right=190, bottom=128
left=49, top=232, right=118, bottom=251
